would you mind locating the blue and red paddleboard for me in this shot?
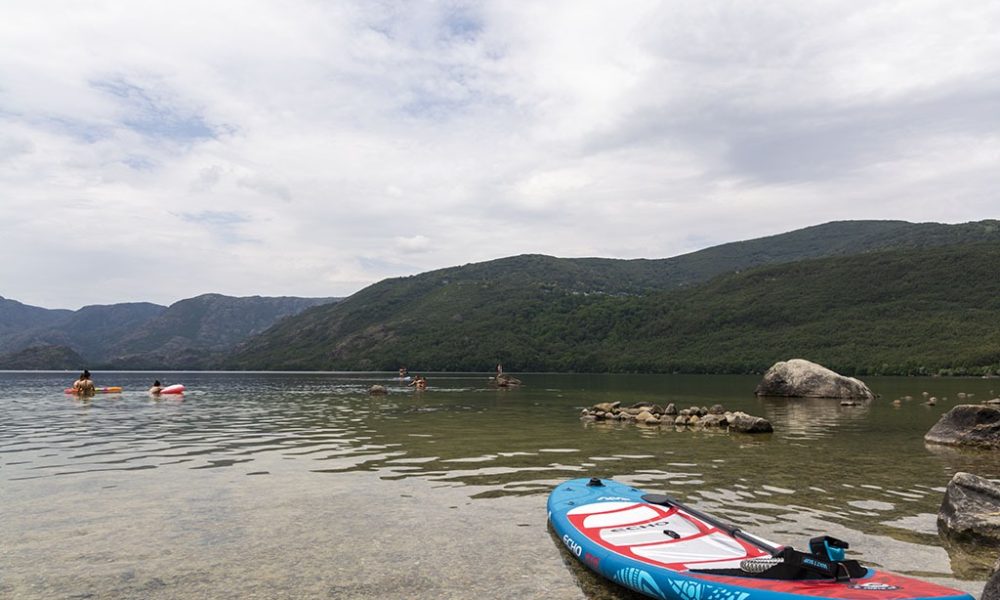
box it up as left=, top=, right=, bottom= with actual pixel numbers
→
left=548, top=477, right=973, bottom=600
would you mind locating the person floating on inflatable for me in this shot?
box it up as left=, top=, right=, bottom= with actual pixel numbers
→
left=72, top=370, right=95, bottom=396
left=149, top=380, right=163, bottom=394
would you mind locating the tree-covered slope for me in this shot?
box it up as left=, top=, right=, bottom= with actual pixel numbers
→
left=101, top=294, right=340, bottom=368
left=0, top=294, right=338, bottom=369
left=226, top=241, right=1000, bottom=375
left=7, top=303, right=168, bottom=361
left=0, top=344, right=85, bottom=370
left=0, top=297, right=72, bottom=345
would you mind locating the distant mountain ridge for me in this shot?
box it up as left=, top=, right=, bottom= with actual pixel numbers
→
left=5, top=219, right=999, bottom=372
left=224, top=219, right=1000, bottom=373
left=0, top=294, right=339, bottom=370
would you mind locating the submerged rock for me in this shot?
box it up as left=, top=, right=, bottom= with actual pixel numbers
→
left=938, top=472, right=1000, bottom=548
left=925, top=405, right=1000, bottom=448
left=368, top=385, right=388, bottom=395
left=755, top=358, right=875, bottom=400
left=728, top=411, right=774, bottom=434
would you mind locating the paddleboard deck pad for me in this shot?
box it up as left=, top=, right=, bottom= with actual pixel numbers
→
left=548, top=477, right=973, bottom=600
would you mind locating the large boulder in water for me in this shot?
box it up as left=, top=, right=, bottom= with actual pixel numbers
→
left=938, top=472, right=1000, bottom=547
left=754, top=359, right=875, bottom=400
left=925, top=405, right=1000, bottom=448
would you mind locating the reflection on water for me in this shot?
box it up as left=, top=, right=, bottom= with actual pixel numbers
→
left=2, top=371, right=998, bottom=598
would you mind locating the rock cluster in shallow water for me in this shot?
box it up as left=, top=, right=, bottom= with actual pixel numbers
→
left=579, top=401, right=773, bottom=433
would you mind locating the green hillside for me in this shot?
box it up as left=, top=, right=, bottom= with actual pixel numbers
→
left=102, top=293, right=339, bottom=368
left=225, top=236, right=1000, bottom=375
left=0, top=344, right=85, bottom=370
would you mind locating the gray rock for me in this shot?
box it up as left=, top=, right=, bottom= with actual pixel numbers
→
left=925, top=405, right=1000, bottom=448
left=938, top=472, right=1000, bottom=548
left=699, top=413, right=727, bottom=428
left=664, top=403, right=677, bottom=415
left=728, top=411, right=774, bottom=434
left=709, top=404, right=725, bottom=415
left=755, top=358, right=875, bottom=399
left=593, top=401, right=621, bottom=413
left=368, top=385, right=388, bottom=395
left=674, top=415, right=688, bottom=426
left=985, top=569, right=1000, bottom=600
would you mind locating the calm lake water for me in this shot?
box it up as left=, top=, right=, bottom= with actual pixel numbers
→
left=3, top=371, right=998, bottom=599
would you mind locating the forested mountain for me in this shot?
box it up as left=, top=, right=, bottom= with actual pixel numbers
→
left=0, top=302, right=168, bottom=360
left=5, top=219, right=998, bottom=372
left=0, top=296, right=73, bottom=338
left=224, top=220, right=1000, bottom=374
left=103, top=294, right=339, bottom=368
left=0, top=294, right=338, bottom=369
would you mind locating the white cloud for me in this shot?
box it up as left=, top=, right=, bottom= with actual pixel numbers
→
left=1, top=0, right=998, bottom=309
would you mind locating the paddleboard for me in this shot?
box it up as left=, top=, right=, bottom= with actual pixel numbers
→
left=65, top=386, right=122, bottom=394
left=160, top=384, right=185, bottom=394
left=548, top=477, right=973, bottom=600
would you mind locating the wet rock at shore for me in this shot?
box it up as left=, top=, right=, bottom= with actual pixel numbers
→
left=925, top=405, right=1000, bottom=448
left=579, top=402, right=772, bottom=433
left=755, top=358, right=875, bottom=400
left=727, top=411, right=774, bottom=433
left=938, top=472, right=1000, bottom=548
left=985, top=569, right=1000, bottom=600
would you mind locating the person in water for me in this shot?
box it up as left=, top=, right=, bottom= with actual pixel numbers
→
left=149, top=380, right=163, bottom=394
left=73, top=370, right=95, bottom=395
left=408, top=375, right=427, bottom=390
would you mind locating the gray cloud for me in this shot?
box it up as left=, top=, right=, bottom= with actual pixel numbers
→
left=0, top=0, right=997, bottom=309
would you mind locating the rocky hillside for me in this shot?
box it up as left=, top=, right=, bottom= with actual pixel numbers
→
left=0, top=294, right=338, bottom=369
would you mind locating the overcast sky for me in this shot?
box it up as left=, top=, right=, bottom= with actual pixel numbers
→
left=2, top=1, right=998, bottom=309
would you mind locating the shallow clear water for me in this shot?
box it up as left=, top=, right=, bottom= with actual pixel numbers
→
left=2, top=371, right=998, bottom=599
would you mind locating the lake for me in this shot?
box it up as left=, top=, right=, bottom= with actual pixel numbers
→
left=2, top=371, right=997, bottom=599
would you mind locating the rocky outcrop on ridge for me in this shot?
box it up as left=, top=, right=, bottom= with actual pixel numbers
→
left=755, top=359, right=875, bottom=400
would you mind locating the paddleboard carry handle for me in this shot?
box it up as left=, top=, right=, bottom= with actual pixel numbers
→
left=809, top=535, right=847, bottom=561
